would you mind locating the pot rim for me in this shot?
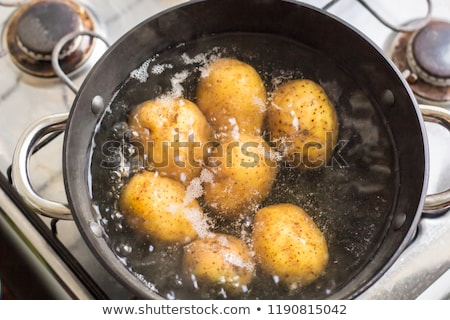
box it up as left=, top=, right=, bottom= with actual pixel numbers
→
left=62, top=0, right=428, bottom=300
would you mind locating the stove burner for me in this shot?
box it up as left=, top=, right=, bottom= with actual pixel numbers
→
left=5, top=0, right=96, bottom=77
left=390, top=19, right=450, bottom=106
left=407, top=21, right=450, bottom=87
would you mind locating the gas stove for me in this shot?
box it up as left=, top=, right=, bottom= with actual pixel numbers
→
left=0, top=0, right=449, bottom=300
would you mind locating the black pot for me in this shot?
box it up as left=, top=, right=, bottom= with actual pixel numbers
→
left=12, top=0, right=450, bottom=299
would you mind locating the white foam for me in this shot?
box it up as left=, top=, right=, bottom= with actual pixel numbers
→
left=200, top=168, right=214, bottom=183
left=167, top=70, right=190, bottom=99
left=165, top=202, right=210, bottom=238
left=253, top=96, right=267, bottom=113
left=181, top=47, right=221, bottom=66
left=217, top=234, right=230, bottom=246
left=184, top=177, right=203, bottom=205
left=151, top=63, right=173, bottom=74
left=130, top=58, right=152, bottom=83
left=271, top=150, right=284, bottom=162
left=183, top=206, right=210, bottom=238
left=223, top=252, right=254, bottom=271
left=183, top=168, right=215, bottom=205
left=181, top=52, right=208, bottom=65
left=228, top=117, right=240, bottom=139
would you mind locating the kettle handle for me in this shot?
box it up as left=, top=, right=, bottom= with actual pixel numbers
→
left=11, top=113, right=72, bottom=220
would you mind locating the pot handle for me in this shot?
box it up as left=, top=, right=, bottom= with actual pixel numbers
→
left=420, top=105, right=450, bottom=215
left=11, top=113, right=73, bottom=220
left=52, top=31, right=110, bottom=94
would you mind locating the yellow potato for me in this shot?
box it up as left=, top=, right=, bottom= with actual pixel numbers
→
left=182, top=233, right=255, bottom=296
left=128, top=98, right=212, bottom=184
left=203, top=133, right=278, bottom=220
left=196, top=58, right=267, bottom=135
left=118, top=170, right=208, bottom=246
left=252, top=203, right=329, bottom=289
left=267, top=79, right=338, bottom=170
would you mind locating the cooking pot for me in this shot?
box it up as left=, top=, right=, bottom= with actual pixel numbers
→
left=11, top=0, right=450, bottom=299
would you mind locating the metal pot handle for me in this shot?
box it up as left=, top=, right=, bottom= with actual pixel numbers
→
left=420, top=105, right=450, bottom=215
left=9, top=31, right=109, bottom=220
left=11, top=113, right=72, bottom=220
left=52, top=31, right=110, bottom=94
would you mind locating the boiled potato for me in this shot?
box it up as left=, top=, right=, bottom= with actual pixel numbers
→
left=182, top=233, right=255, bottom=296
left=118, top=170, right=209, bottom=246
left=252, top=203, right=328, bottom=289
left=203, top=133, right=278, bottom=220
left=196, top=58, right=267, bottom=135
left=128, top=98, right=212, bottom=184
left=267, top=79, right=338, bottom=170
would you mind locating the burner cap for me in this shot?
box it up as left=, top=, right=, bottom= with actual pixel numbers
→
left=16, top=1, right=82, bottom=60
left=5, top=0, right=96, bottom=78
left=407, top=21, right=450, bottom=87
left=390, top=19, right=450, bottom=106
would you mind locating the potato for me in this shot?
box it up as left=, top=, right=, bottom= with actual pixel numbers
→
left=267, top=79, right=338, bottom=170
left=182, top=233, right=255, bottom=296
left=203, top=133, right=278, bottom=220
left=252, top=203, right=328, bottom=289
left=118, top=170, right=209, bottom=246
left=196, top=58, right=267, bottom=135
left=128, top=98, right=212, bottom=184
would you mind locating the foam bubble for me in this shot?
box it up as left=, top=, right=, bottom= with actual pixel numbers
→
left=200, top=168, right=214, bottom=183
left=130, top=58, right=152, bottom=83
left=254, top=96, right=267, bottom=113
left=223, top=252, right=254, bottom=271
left=231, top=125, right=240, bottom=140
left=228, top=118, right=240, bottom=139
left=184, top=177, right=203, bottom=205
left=151, top=63, right=173, bottom=74
left=184, top=206, right=210, bottom=238
left=157, top=70, right=190, bottom=100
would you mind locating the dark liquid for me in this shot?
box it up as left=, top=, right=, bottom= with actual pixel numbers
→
left=90, top=33, right=398, bottom=299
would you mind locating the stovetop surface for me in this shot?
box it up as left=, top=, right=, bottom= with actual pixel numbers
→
left=0, top=0, right=449, bottom=300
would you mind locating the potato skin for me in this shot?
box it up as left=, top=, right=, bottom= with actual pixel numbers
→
left=182, top=233, right=255, bottom=296
left=118, top=170, right=207, bottom=246
left=203, top=133, right=278, bottom=219
left=196, top=58, right=267, bottom=135
left=252, top=203, right=328, bottom=289
left=267, top=79, right=338, bottom=170
left=128, top=98, right=212, bottom=184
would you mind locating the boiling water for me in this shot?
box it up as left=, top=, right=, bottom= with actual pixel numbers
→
left=90, top=33, right=397, bottom=299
